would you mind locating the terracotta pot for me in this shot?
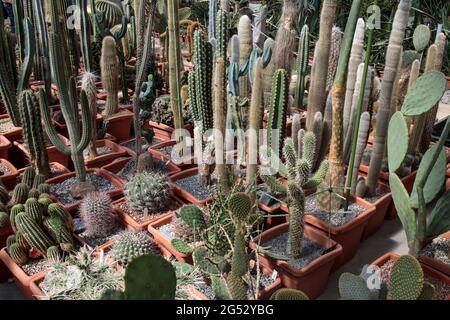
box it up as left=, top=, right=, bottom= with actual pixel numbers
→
left=96, top=88, right=133, bottom=101
left=148, top=213, right=202, bottom=263
left=54, top=113, right=103, bottom=140
left=358, top=182, right=393, bottom=241
left=249, top=223, right=343, bottom=299
left=0, top=114, right=22, bottom=142
left=0, top=158, right=19, bottom=190
left=46, top=168, right=124, bottom=213
left=372, top=252, right=450, bottom=300
left=0, top=248, right=47, bottom=300
left=112, top=196, right=184, bottom=231
left=148, top=121, right=193, bottom=142
left=17, top=163, right=71, bottom=180
left=104, top=110, right=134, bottom=142
left=0, top=135, right=11, bottom=159
left=29, top=273, right=45, bottom=299
left=419, top=231, right=450, bottom=277
left=150, top=140, right=196, bottom=170
left=84, top=140, right=128, bottom=169
left=170, top=168, right=214, bottom=206
left=147, top=149, right=183, bottom=176
left=14, top=134, right=71, bottom=168
left=305, top=196, right=375, bottom=270
left=0, top=226, right=13, bottom=283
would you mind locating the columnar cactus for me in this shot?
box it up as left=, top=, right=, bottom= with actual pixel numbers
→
left=238, top=15, right=252, bottom=97
left=293, top=25, right=309, bottom=109
left=77, top=0, right=94, bottom=73
left=208, top=0, right=217, bottom=41
left=79, top=192, right=116, bottom=238
left=19, top=90, right=50, bottom=177
left=349, top=112, right=371, bottom=195
left=267, top=69, right=288, bottom=158
left=101, top=36, right=120, bottom=116
left=215, top=9, right=228, bottom=60
left=81, top=72, right=99, bottom=159
left=326, top=26, right=343, bottom=92
left=261, top=133, right=329, bottom=259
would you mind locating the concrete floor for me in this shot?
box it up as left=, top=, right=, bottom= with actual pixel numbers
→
left=0, top=217, right=408, bottom=300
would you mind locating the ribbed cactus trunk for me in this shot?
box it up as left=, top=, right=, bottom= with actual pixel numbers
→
left=167, top=0, right=185, bottom=143
left=316, top=0, right=362, bottom=211
left=349, top=112, right=370, bottom=195
left=343, top=19, right=365, bottom=140
left=19, top=90, right=50, bottom=177
left=326, top=26, right=343, bottom=92
left=238, top=15, right=252, bottom=98
left=365, top=0, right=411, bottom=197
left=246, top=58, right=264, bottom=202
left=77, top=0, right=94, bottom=73
left=82, top=72, right=99, bottom=160
left=305, top=0, right=337, bottom=131
left=294, top=25, right=309, bottom=109
left=101, top=36, right=120, bottom=116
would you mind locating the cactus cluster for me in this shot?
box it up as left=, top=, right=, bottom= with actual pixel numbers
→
left=124, top=172, right=170, bottom=213
left=111, top=231, right=159, bottom=266
left=150, top=95, right=192, bottom=127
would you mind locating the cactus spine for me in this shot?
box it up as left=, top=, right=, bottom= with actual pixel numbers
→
left=15, top=212, right=55, bottom=255
left=101, top=36, right=120, bottom=116
left=305, top=0, right=337, bottom=130
left=294, top=25, right=309, bottom=109
left=326, top=26, right=343, bottom=92
left=19, top=90, right=50, bottom=177
left=238, top=15, right=252, bottom=97
left=365, top=0, right=412, bottom=196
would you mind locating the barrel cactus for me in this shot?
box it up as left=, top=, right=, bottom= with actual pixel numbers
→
left=79, top=192, right=116, bottom=238
left=125, top=172, right=170, bottom=213
left=111, top=231, right=159, bottom=266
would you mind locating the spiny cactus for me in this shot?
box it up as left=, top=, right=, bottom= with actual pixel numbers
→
left=32, top=175, right=46, bottom=189
left=111, top=231, right=159, bottom=266
left=326, top=26, right=343, bottom=92
left=390, top=255, right=424, bottom=300
left=48, top=203, right=70, bottom=224
left=150, top=95, right=192, bottom=127
left=261, top=133, right=329, bottom=259
left=25, top=198, right=43, bottom=223
left=294, top=25, right=310, bottom=109
left=413, top=24, right=431, bottom=52
left=46, top=246, right=61, bottom=263
left=15, top=212, right=55, bottom=255
left=125, top=172, right=170, bottom=213
left=0, top=186, right=9, bottom=204
left=270, top=288, right=309, bottom=300
left=19, top=90, right=50, bottom=177
left=179, top=205, right=207, bottom=231
left=10, top=204, right=24, bottom=232
left=42, top=215, right=74, bottom=247
left=81, top=72, right=99, bottom=160
left=22, top=167, right=35, bottom=188
left=349, top=112, right=371, bottom=195
left=238, top=15, right=252, bottom=97
left=267, top=69, right=288, bottom=158
left=0, top=212, right=9, bottom=228
left=101, top=36, right=120, bottom=116
left=79, top=192, right=115, bottom=238
left=37, top=183, right=51, bottom=195
left=9, top=243, right=28, bottom=265
left=11, top=183, right=29, bottom=205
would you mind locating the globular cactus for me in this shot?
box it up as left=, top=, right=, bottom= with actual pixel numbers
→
left=0, top=186, right=9, bottom=204
left=261, top=134, right=329, bottom=258
left=9, top=243, right=28, bottom=265
left=10, top=204, right=24, bottom=232
left=79, top=192, right=115, bottom=238
left=267, top=69, right=288, bottom=158
left=37, top=183, right=51, bottom=195
left=19, top=91, right=50, bottom=177
left=326, top=26, right=343, bottom=92
left=125, top=172, right=170, bottom=213
left=111, top=231, right=159, bottom=266
left=0, top=212, right=9, bottom=228
left=413, top=24, right=431, bottom=52
left=39, top=196, right=54, bottom=208
left=25, top=198, right=43, bottom=223
left=46, top=246, right=61, bottom=263
left=270, top=288, right=309, bottom=300
left=150, top=95, right=192, bottom=127
left=42, top=215, right=74, bottom=246
left=294, top=25, right=310, bottom=109
left=10, top=183, right=29, bottom=205
left=6, top=235, right=16, bottom=249
left=101, top=36, right=120, bottom=116
left=15, top=212, right=55, bottom=255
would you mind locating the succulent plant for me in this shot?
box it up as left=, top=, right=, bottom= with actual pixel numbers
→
left=0, top=212, right=10, bottom=228
left=150, top=94, right=192, bottom=127
left=25, top=198, right=43, bottom=223
left=111, top=231, right=159, bottom=266
left=9, top=243, right=28, bottom=265
left=15, top=212, right=55, bottom=255
left=270, top=288, right=309, bottom=300
left=125, top=172, right=170, bottom=213
left=79, top=192, right=116, bottom=238
left=10, top=183, right=29, bottom=205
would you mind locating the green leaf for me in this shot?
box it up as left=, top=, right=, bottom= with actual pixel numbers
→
left=389, top=173, right=416, bottom=243
left=426, top=190, right=450, bottom=237
left=401, top=71, right=446, bottom=116
left=410, top=145, right=446, bottom=208
left=388, top=112, right=409, bottom=172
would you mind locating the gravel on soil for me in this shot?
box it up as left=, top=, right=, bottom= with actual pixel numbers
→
left=0, top=163, right=11, bottom=175
left=380, top=259, right=450, bottom=300
left=78, top=222, right=124, bottom=247
left=305, top=194, right=367, bottom=227
left=115, top=156, right=171, bottom=182
left=175, top=173, right=216, bottom=200
left=263, top=231, right=328, bottom=270
left=257, top=184, right=287, bottom=208
left=160, top=145, right=174, bottom=157
left=117, top=199, right=175, bottom=224
left=420, top=237, right=450, bottom=266
left=121, top=137, right=160, bottom=152
left=21, top=259, right=50, bottom=277
left=0, top=118, right=16, bottom=134
left=363, top=188, right=387, bottom=203
left=83, top=146, right=112, bottom=160
left=50, top=173, right=116, bottom=205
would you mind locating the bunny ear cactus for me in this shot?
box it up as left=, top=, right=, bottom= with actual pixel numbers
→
left=413, top=24, right=431, bottom=52
left=390, top=255, right=425, bottom=300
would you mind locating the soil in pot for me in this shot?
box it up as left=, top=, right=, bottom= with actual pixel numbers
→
left=0, top=161, right=12, bottom=176
left=50, top=172, right=117, bottom=206
left=115, top=198, right=180, bottom=226
left=121, top=136, right=163, bottom=153
left=174, top=172, right=217, bottom=201
left=75, top=217, right=125, bottom=248
left=83, top=146, right=112, bottom=160
left=420, top=236, right=450, bottom=272
left=379, top=259, right=450, bottom=300
left=305, top=194, right=367, bottom=227
left=0, top=117, right=19, bottom=136
left=115, top=156, right=175, bottom=183
left=20, top=258, right=51, bottom=278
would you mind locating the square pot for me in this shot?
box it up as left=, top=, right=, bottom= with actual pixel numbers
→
left=84, top=140, right=128, bottom=169
left=150, top=139, right=196, bottom=170
left=170, top=167, right=215, bottom=206
left=104, top=110, right=134, bottom=142
left=249, top=223, right=343, bottom=299
left=0, top=135, right=11, bottom=159
left=305, top=196, right=376, bottom=270
left=419, top=231, right=450, bottom=277
left=148, top=121, right=193, bottom=142
left=0, top=115, right=22, bottom=142
left=0, top=159, right=19, bottom=190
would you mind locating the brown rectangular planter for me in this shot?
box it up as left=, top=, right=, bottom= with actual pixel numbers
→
left=0, top=158, right=19, bottom=190
left=305, top=196, right=376, bottom=270
left=372, top=252, right=450, bottom=300
left=112, top=196, right=184, bottom=231
left=84, top=140, right=128, bottom=169
left=358, top=182, right=393, bottom=241
left=46, top=168, right=124, bottom=213
left=0, top=248, right=46, bottom=300
left=170, top=167, right=214, bottom=206
left=0, top=135, right=11, bottom=159
left=104, top=110, right=134, bottom=142
left=17, top=163, right=71, bottom=180
left=148, top=213, right=201, bottom=264
left=150, top=139, right=196, bottom=170
left=0, top=115, right=22, bottom=142
left=0, top=226, right=13, bottom=283
left=14, top=134, right=71, bottom=168
left=249, top=223, right=343, bottom=299
left=148, top=121, right=193, bottom=142
left=419, top=231, right=450, bottom=277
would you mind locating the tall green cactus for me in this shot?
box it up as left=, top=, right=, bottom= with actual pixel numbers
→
left=78, top=0, right=94, bottom=73
left=101, top=36, right=120, bottom=116
left=261, top=134, right=329, bottom=259
left=18, top=90, right=50, bottom=177
left=15, top=212, right=55, bottom=256
left=305, top=0, right=337, bottom=130
left=267, top=69, right=288, bottom=158
left=364, top=0, right=412, bottom=196
left=0, top=17, right=36, bottom=127
left=40, top=32, right=92, bottom=190
left=293, top=25, right=309, bottom=109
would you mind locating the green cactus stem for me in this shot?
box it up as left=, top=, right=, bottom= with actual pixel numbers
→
left=294, top=25, right=309, bottom=109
